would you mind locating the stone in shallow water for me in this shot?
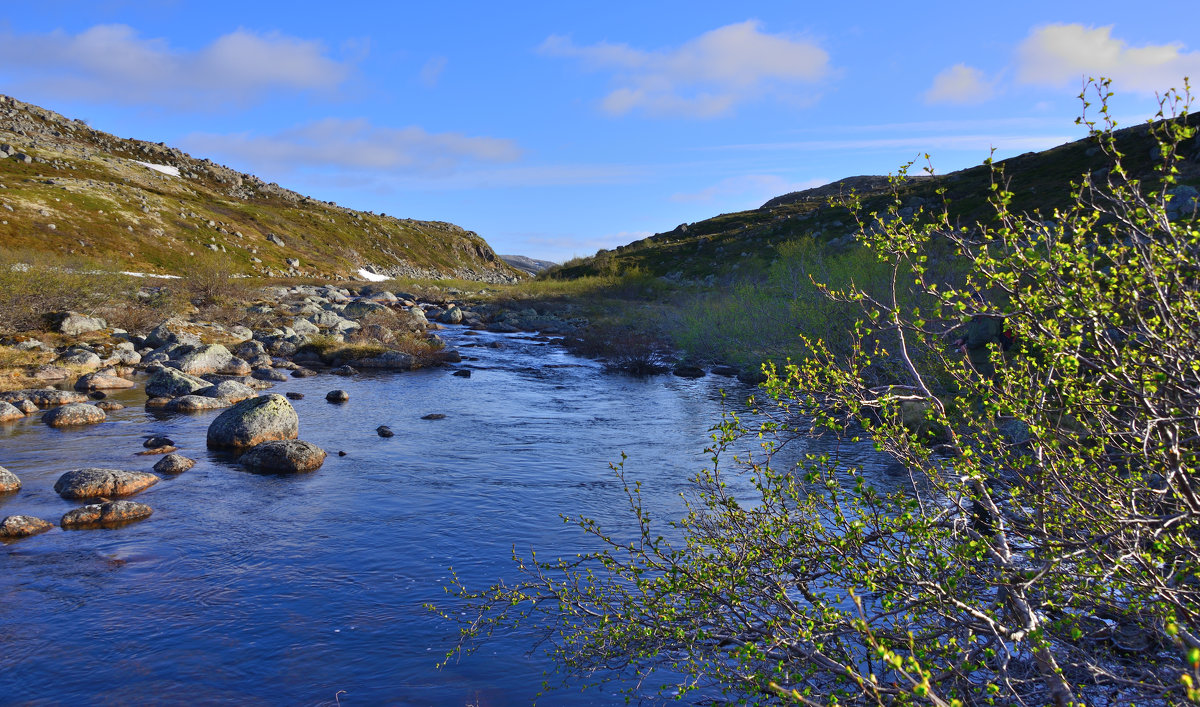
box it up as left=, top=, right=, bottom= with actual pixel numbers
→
left=153, top=454, right=196, bottom=475
left=421, top=413, right=446, bottom=420
left=60, top=500, right=152, bottom=529
left=53, top=468, right=159, bottom=500
left=0, top=401, right=24, bottom=421
left=376, top=425, right=394, bottom=437
left=0, top=515, right=53, bottom=539
left=326, top=389, right=349, bottom=403
left=96, top=401, right=125, bottom=412
left=206, top=394, right=299, bottom=450
left=239, top=439, right=326, bottom=473
left=43, top=402, right=106, bottom=427
left=0, top=466, right=21, bottom=494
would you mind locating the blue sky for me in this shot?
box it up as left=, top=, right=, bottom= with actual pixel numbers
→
left=1, top=1, right=1197, bottom=262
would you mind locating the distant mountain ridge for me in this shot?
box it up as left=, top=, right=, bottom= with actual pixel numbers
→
left=500, top=254, right=557, bottom=275
left=0, top=95, right=521, bottom=282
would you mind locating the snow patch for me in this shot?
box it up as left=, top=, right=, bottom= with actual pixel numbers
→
left=357, top=268, right=390, bottom=282
left=133, top=161, right=181, bottom=177
left=121, top=271, right=181, bottom=279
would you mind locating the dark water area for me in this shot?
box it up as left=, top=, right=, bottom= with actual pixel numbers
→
left=0, top=328, right=894, bottom=705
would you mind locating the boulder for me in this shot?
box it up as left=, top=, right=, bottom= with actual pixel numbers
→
left=105, top=348, right=142, bottom=366
left=61, top=501, right=152, bottom=529
left=673, top=365, right=705, bottom=379
left=145, top=367, right=211, bottom=398
left=239, top=440, right=327, bottom=473
left=233, top=340, right=267, bottom=358
left=74, top=372, right=136, bottom=391
left=291, top=368, right=318, bottom=378
left=32, top=364, right=72, bottom=381
left=43, top=402, right=106, bottom=427
left=165, top=395, right=231, bottom=412
left=0, top=401, right=24, bottom=422
left=173, top=344, right=233, bottom=375
left=356, top=351, right=414, bottom=370
left=326, top=389, right=349, bottom=403
left=57, top=349, right=102, bottom=370
left=0, top=515, right=53, bottom=539
left=0, top=466, right=20, bottom=493
left=440, top=305, right=464, bottom=324
left=220, top=357, right=253, bottom=376
left=54, top=311, right=107, bottom=336
left=199, top=380, right=256, bottom=402
left=206, top=394, right=299, bottom=449
left=251, top=368, right=290, bottom=382
left=153, top=454, right=196, bottom=475
left=54, top=468, right=159, bottom=500
left=13, top=399, right=38, bottom=414
left=342, top=300, right=388, bottom=319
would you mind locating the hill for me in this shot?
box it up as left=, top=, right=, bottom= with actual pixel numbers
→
left=0, top=95, right=520, bottom=283
left=547, top=115, right=1200, bottom=282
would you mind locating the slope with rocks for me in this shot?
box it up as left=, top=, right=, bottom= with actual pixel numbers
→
left=0, top=95, right=521, bottom=283
left=547, top=115, right=1200, bottom=282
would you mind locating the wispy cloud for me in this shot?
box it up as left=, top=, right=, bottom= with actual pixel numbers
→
left=181, top=118, right=521, bottom=176
left=0, top=24, right=354, bottom=109
left=671, top=174, right=825, bottom=204
left=1016, top=24, right=1200, bottom=93
left=419, top=55, right=447, bottom=88
left=924, top=64, right=996, bottom=105
left=705, top=134, right=1074, bottom=154
left=538, top=20, right=831, bottom=118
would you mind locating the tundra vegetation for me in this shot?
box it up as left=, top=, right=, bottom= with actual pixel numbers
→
left=437, top=83, right=1200, bottom=705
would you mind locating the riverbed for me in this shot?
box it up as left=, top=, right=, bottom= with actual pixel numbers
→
left=0, top=327, right=892, bottom=704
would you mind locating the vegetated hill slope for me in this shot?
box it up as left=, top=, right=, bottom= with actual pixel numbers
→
left=0, top=95, right=520, bottom=283
left=548, top=116, right=1200, bottom=281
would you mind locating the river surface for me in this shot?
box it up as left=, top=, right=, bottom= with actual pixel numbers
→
left=0, top=327, right=894, bottom=705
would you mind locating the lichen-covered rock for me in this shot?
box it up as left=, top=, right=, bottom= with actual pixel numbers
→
left=14, top=399, right=38, bottom=414
left=43, top=402, right=106, bottom=427
left=0, top=401, right=24, bottom=422
left=198, top=379, right=257, bottom=402
left=0, top=515, right=53, bottom=539
left=54, top=468, right=158, bottom=500
left=165, top=395, right=231, bottom=412
left=74, top=372, right=136, bottom=391
left=206, top=394, right=299, bottom=449
left=173, top=344, right=233, bottom=375
left=240, top=439, right=326, bottom=473
left=57, top=349, right=102, bottom=370
left=153, top=453, right=196, bottom=475
left=220, top=357, right=253, bottom=376
left=60, top=500, right=153, bottom=529
left=54, top=311, right=107, bottom=336
left=342, top=300, right=388, bottom=319
left=145, top=367, right=211, bottom=398
left=0, top=466, right=20, bottom=493
left=251, top=368, right=290, bottom=382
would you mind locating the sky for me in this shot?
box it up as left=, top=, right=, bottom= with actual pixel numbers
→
left=1, top=1, right=1197, bottom=262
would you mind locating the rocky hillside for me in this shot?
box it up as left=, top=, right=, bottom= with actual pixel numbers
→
left=0, top=95, right=520, bottom=283
left=549, top=115, right=1200, bottom=281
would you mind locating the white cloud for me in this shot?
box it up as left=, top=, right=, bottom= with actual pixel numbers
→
left=181, top=118, right=521, bottom=176
left=924, top=64, right=995, bottom=104
left=538, top=20, right=831, bottom=117
left=420, top=55, right=447, bottom=88
left=671, top=174, right=825, bottom=204
left=1016, top=24, right=1200, bottom=93
left=0, top=24, right=353, bottom=109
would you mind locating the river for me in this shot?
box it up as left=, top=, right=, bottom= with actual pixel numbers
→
left=0, top=327, right=894, bottom=705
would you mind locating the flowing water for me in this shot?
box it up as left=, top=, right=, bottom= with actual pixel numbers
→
left=0, top=328, right=895, bottom=705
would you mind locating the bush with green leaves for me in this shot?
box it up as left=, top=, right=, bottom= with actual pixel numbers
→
left=437, top=82, right=1200, bottom=705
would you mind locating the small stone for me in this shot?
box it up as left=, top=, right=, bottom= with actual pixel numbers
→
left=376, top=425, right=394, bottom=437
left=452, top=369, right=472, bottom=378
left=145, top=397, right=172, bottom=408
left=0, top=515, right=53, bottom=539
left=285, top=392, right=304, bottom=400
left=60, top=500, right=153, bottom=529
left=0, top=466, right=21, bottom=494
left=153, top=454, right=196, bottom=475
left=291, top=368, right=318, bottom=378
left=135, top=445, right=178, bottom=455
left=144, top=436, right=174, bottom=448
left=331, top=365, right=357, bottom=376
left=326, top=390, right=349, bottom=403
left=421, top=413, right=446, bottom=420
left=337, top=450, right=347, bottom=456
left=96, top=401, right=125, bottom=411
left=88, top=391, right=107, bottom=400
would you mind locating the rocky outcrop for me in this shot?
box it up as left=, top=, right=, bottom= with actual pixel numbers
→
left=239, top=440, right=326, bottom=473
left=54, top=467, right=159, bottom=500
left=145, top=367, right=211, bottom=398
left=0, top=515, right=53, bottom=539
left=61, top=500, right=152, bottom=529
left=43, top=402, right=106, bottom=427
left=206, top=394, right=299, bottom=449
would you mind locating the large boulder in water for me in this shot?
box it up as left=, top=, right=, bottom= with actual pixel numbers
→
left=43, top=402, right=106, bottom=427
left=0, top=401, right=24, bottom=422
left=0, top=515, right=53, bottom=539
left=239, top=439, right=327, bottom=473
left=74, top=372, right=136, bottom=391
left=145, top=367, right=211, bottom=398
left=206, top=394, right=299, bottom=449
left=54, top=468, right=159, bottom=500
left=60, top=500, right=152, bottom=529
